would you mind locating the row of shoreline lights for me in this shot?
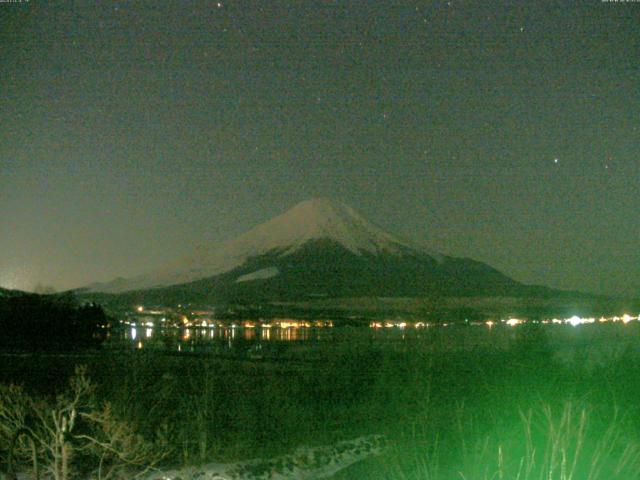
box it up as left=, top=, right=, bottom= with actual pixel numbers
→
left=123, top=318, right=332, bottom=329
left=130, top=314, right=640, bottom=340
left=370, top=315, right=640, bottom=329
left=503, top=314, right=639, bottom=327
left=132, top=306, right=638, bottom=329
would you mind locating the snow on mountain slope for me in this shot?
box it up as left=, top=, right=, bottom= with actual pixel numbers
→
left=86, top=198, right=441, bottom=293
left=207, top=197, right=424, bottom=260
left=235, top=267, right=280, bottom=283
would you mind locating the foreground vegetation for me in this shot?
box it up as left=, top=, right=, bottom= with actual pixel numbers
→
left=2, top=323, right=640, bottom=478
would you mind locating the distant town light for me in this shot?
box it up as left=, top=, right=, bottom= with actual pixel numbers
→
left=567, top=316, right=582, bottom=327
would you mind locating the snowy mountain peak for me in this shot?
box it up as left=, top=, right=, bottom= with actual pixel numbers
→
left=233, top=197, right=412, bottom=257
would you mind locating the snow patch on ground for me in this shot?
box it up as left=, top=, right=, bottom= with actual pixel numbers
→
left=235, top=267, right=279, bottom=283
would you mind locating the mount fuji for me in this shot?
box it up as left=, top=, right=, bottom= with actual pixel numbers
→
left=83, top=198, right=544, bottom=303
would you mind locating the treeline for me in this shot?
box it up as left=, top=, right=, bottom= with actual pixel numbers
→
left=0, top=292, right=111, bottom=351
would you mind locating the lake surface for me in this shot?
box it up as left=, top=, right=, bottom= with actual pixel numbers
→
left=113, top=324, right=424, bottom=355
left=106, top=321, right=640, bottom=366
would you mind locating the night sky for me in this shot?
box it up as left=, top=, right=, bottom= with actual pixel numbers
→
left=1, top=1, right=638, bottom=296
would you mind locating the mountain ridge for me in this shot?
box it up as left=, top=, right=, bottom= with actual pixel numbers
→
left=85, top=198, right=442, bottom=294
left=81, top=198, right=558, bottom=303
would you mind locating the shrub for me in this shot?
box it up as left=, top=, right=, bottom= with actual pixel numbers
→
left=0, top=367, right=164, bottom=480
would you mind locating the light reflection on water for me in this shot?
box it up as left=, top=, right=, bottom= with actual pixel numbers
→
left=117, top=324, right=368, bottom=354
left=114, top=322, right=484, bottom=357
left=113, top=322, right=640, bottom=363
left=122, top=325, right=326, bottom=347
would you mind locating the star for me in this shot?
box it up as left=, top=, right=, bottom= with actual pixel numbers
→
left=554, top=158, right=559, bottom=164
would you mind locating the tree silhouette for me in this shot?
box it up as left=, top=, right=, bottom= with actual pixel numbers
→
left=0, top=293, right=111, bottom=351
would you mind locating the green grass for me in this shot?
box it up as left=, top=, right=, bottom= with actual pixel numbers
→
left=3, top=324, right=640, bottom=478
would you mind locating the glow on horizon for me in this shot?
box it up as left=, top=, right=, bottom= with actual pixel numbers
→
left=0, top=267, right=36, bottom=292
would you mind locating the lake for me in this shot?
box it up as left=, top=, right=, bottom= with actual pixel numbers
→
left=107, top=320, right=640, bottom=367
